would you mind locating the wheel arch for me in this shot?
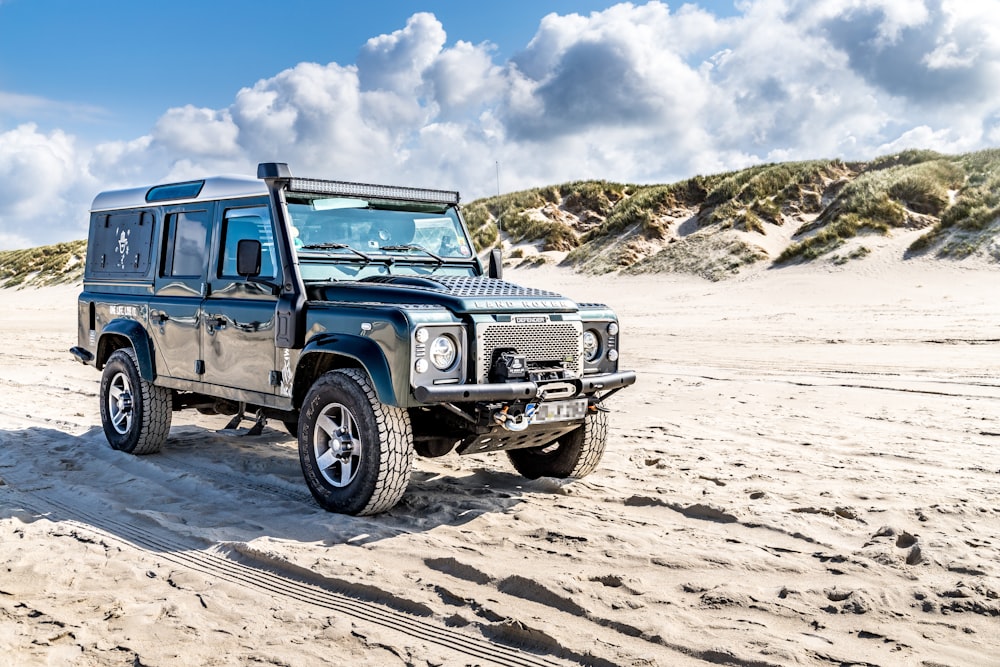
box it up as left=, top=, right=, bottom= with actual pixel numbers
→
left=293, top=334, right=398, bottom=409
left=97, top=319, right=157, bottom=381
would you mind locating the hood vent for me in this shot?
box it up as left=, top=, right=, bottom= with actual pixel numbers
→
left=357, top=275, right=563, bottom=299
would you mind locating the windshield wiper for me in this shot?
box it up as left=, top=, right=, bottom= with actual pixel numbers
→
left=300, top=242, right=373, bottom=263
left=379, top=244, right=444, bottom=264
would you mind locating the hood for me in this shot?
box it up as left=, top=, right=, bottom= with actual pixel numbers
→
left=310, top=275, right=577, bottom=314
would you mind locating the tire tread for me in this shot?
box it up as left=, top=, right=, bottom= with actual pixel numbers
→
left=101, top=348, right=171, bottom=455
left=300, top=368, right=413, bottom=515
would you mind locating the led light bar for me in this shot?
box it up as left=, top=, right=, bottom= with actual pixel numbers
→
left=288, top=177, right=460, bottom=205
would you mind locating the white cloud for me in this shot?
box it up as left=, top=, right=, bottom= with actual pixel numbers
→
left=3, top=1, right=1000, bottom=249
left=423, top=40, right=504, bottom=117
left=875, top=124, right=971, bottom=155
left=357, top=12, right=447, bottom=93
left=0, top=124, right=86, bottom=242
left=0, top=90, right=106, bottom=124
left=152, top=105, right=240, bottom=158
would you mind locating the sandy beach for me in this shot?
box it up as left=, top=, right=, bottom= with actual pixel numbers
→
left=1, top=255, right=998, bottom=666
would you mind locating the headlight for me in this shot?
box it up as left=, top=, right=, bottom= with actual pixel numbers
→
left=583, top=329, right=601, bottom=362
left=429, top=334, right=457, bottom=370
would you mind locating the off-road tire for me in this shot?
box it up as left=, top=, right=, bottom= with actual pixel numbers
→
left=507, top=409, right=608, bottom=479
left=299, top=368, right=413, bottom=515
left=99, top=348, right=172, bottom=454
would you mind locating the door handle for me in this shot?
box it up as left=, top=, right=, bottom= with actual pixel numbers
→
left=207, top=316, right=227, bottom=332
left=152, top=312, right=169, bottom=325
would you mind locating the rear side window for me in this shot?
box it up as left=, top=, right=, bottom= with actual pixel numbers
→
left=88, top=210, right=155, bottom=279
left=161, top=210, right=211, bottom=278
left=220, top=206, right=277, bottom=279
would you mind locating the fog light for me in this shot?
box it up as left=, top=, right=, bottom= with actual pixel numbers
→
left=607, top=349, right=619, bottom=362
left=415, top=359, right=429, bottom=373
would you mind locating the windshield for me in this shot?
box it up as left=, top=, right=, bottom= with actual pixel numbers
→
left=286, top=194, right=473, bottom=261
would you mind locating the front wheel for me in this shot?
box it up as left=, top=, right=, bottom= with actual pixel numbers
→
left=299, top=369, right=413, bottom=515
left=507, top=409, right=608, bottom=479
left=99, top=348, right=172, bottom=454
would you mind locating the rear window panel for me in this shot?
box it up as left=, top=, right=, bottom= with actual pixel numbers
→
left=87, top=210, right=156, bottom=278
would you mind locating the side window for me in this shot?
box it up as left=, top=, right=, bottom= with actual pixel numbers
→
left=88, top=210, right=156, bottom=278
left=220, top=206, right=276, bottom=279
left=162, top=210, right=211, bottom=278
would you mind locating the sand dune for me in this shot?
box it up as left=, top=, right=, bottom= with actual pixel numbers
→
left=1, top=257, right=998, bottom=666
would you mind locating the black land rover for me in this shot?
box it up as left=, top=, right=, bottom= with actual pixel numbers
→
left=70, top=163, right=635, bottom=515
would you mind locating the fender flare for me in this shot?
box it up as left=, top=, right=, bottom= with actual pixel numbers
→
left=295, top=334, right=398, bottom=406
left=98, top=319, right=157, bottom=381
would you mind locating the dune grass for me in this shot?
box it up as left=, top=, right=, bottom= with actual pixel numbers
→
left=464, top=148, right=1000, bottom=272
left=0, top=240, right=87, bottom=288
left=778, top=153, right=969, bottom=263
left=4, top=149, right=996, bottom=289
left=907, top=149, right=1000, bottom=257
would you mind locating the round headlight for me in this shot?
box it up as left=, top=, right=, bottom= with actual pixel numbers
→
left=429, top=335, right=457, bottom=370
left=583, top=329, right=601, bottom=362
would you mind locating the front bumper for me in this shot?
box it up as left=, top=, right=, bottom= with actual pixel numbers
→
left=412, top=370, right=636, bottom=404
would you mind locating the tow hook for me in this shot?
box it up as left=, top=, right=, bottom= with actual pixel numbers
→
left=493, top=403, right=537, bottom=432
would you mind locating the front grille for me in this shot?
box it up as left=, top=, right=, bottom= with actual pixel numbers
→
left=476, top=321, right=582, bottom=383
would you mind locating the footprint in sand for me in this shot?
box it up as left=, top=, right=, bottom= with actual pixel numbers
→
left=868, top=526, right=923, bottom=565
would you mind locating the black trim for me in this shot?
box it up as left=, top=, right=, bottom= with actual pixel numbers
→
left=257, top=163, right=307, bottom=349
left=70, top=346, right=94, bottom=364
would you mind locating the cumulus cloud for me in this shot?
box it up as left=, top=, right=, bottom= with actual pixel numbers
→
left=152, top=105, right=240, bottom=158
left=0, top=124, right=87, bottom=241
left=357, top=12, right=447, bottom=93
left=814, top=0, right=996, bottom=102
left=2, top=0, right=1000, bottom=249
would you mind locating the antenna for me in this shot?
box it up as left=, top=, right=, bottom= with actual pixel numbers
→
left=495, top=160, right=502, bottom=256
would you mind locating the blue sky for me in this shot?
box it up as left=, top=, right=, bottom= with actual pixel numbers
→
left=8, top=1, right=738, bottom=140
left=1, top=0, right=999, bottom=248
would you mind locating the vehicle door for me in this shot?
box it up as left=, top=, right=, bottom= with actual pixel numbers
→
left=201, top=201, right=281, bottom=397
left=149, top=205, right=214, bottom=381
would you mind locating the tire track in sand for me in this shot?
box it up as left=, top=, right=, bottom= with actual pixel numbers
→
left=1, top=485, right=569, bottom=667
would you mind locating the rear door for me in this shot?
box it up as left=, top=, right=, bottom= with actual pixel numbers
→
left=149, top=205, right=214, bottom=380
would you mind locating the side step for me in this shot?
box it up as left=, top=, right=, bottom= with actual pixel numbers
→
left=223, top=403, right=268, bottom=436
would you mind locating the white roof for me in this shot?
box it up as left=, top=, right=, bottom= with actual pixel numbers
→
left=90, top=176, right=267, bottom=212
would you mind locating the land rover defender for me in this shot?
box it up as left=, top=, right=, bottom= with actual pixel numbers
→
left=71, top=163, right=635, bottom=515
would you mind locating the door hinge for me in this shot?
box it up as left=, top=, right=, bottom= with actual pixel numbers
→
left=195, top=359, right=205, bottom=375
left=269, top=370, right=282, bottom=386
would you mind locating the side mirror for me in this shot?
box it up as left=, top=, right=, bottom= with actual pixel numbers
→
left=488, top=248, right=503, bottom=280
left=236, top=239, right=262, bottom=277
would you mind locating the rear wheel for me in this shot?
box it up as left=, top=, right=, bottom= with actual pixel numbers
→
left=299, top=369, right=413, bottom=515
left=99, top=348, right=172, bottom=454
left=507, top=409, right=608, bottom=479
